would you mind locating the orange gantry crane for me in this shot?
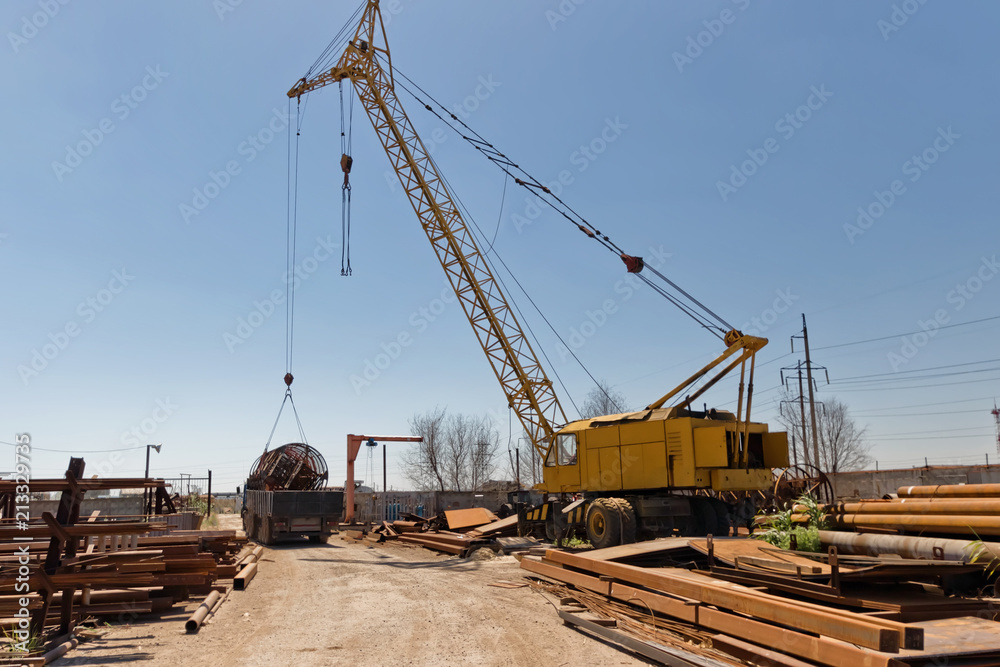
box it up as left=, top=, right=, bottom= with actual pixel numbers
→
left=345, top=434, right=422, bottom=522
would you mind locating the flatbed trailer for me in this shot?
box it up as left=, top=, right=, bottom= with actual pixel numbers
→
left=243, top=488, right=344, bottom=545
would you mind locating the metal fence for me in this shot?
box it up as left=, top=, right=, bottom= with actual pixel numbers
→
left=161, top=476, right=211, bottom=498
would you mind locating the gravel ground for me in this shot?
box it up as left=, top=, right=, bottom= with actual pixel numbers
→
left=57, top=517, right=647, bottom=666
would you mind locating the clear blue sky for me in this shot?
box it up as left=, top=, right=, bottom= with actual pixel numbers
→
left=3, top=1, right=998, bottom=493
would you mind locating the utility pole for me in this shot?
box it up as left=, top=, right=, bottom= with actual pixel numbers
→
left=382, top=444, right=387, bottom=522
left=992, top=402, right=1000, bottom=455
left=801, top=314, right=821, bottom=472
left=780, top=361, right=815, bottom=469
left=790, top=315, right=828, bottom=473
left=796, top=363, right=810, bottom=467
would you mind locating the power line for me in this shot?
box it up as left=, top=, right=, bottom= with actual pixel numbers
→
left=0, top=441, right=143, bottom=454
left=813, top=315, right=1000, bottom=351
left=831, top=375, right=1000, bottom=393
left=833, top=358, right=1000, bottom=382
left=852, top=396, right=997, bottom=414
left=872, top=433, right=992, bottom=441
left=869, top=425, right=994, bottom=437
left=859, top=408, right=987, bottom=418
left=831, top=366, right=1000, bottom=386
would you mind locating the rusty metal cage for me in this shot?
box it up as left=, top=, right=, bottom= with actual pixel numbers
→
left=246, top=443, right=328, bottom=491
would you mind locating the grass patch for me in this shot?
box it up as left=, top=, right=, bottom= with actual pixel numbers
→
left=754, top=493, right=826, bottom=552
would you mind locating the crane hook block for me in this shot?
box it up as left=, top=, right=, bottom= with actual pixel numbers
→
left=341, top=154, right=353, bottom=174
left=620, top=254, right=644, bottom=273
left=284, top=372, right=294, bottom=387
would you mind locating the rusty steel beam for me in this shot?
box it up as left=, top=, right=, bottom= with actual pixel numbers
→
left=522, top=555, right=904, bottom=667
left=234, top=563, right=257, bottom=591
left=696, top=607, right=905, bottom=667
left=897, top=483, right=1000, bottom=498
left=519, top=558, right=612, bottom=596
left=710, top=634, right=816, bottom=667
left=544, top=550, right=913, bottom=652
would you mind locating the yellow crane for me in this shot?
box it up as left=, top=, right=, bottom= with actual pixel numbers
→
left=288, top=0, right=788, bottom=547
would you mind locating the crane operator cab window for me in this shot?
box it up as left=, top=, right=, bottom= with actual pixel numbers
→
left=545, top=434, right=578, bottom=467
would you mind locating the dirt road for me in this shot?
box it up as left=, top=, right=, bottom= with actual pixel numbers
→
left=60, top=526, right=646, bottom=666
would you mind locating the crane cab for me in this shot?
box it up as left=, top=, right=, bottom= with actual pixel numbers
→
left=543, top=407, right=788, bottom=495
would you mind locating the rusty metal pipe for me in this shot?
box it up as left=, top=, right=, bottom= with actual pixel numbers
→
left=827, top=513, right=1000, bottom=537
left=897, top=483, right=1000, bottom=498
left=42, top=637, right=79, bottom=664
left=185, top=590, right=221, bottom=633
left=818, top=529, right=1000, bottom=563
left=833, top=499, right=1000, bottom=515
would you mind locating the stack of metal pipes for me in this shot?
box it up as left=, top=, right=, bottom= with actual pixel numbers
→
left=818, top=483, right=1000, bottom=538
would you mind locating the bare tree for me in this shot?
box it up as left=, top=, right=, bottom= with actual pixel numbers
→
left=777, top=392, right=872, bottom=474
left=402, top=409, right=502, bottom=491
left=444, top=413, right=474, bottom=492
left=816, top=399, right=873, bottom=474
left=580, top=379, right=629, bottom=419
left=401, top=406, right=448, bottom=491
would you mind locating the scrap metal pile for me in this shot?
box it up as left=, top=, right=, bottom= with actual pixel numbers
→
left=343, top=507, right=524, bottom=557
left=0, top=458, right=248, bottom=661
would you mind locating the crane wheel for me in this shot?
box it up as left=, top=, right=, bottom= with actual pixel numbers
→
left=586, top=498, right=621, bottom=549
left=689, top=498, right=716, bottom=537
left=708, top=498, right=732, bottom=537
left=609, top=498, right=637, bottom=545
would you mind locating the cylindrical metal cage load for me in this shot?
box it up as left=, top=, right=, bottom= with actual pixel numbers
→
left=246, top=443, right=328, bottom=491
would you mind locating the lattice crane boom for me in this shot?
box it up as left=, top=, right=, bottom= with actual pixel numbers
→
left=288, top=1, right=566, bottom=462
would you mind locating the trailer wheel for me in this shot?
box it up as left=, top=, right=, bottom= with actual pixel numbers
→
left=586, top=498, right=621, bottom=549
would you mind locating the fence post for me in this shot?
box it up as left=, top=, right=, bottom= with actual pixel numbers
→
left=207, top=470, right=212, bottom=517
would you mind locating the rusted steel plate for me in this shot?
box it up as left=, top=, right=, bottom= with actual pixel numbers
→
left=444, top=507, right=498, bottom=530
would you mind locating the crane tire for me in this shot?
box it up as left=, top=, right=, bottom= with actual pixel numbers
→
left=586, top=498, right=621, bottom=550
left=610, top=498, right=637, bottom=545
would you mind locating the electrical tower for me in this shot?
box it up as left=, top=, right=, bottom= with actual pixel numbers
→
left=992, top=401, right=1000, bottom=455
left=780, top=360, right=827, bottom=469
